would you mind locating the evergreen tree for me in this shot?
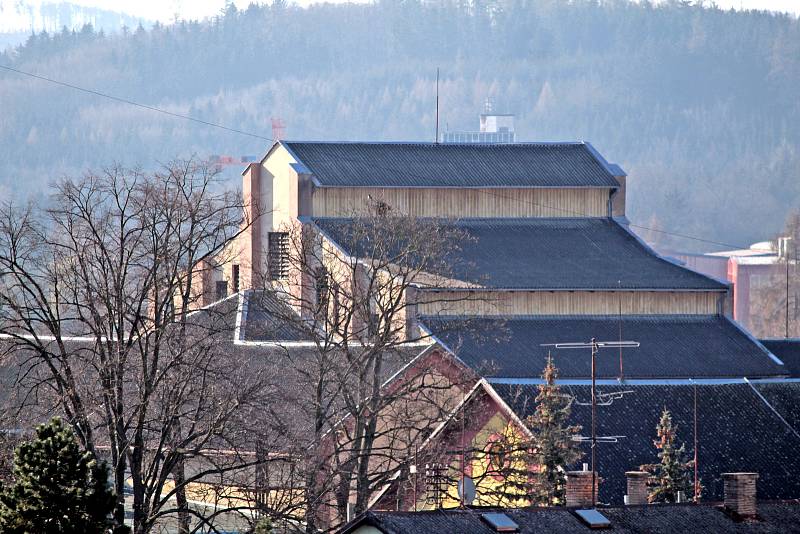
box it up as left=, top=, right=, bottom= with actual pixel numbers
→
left=0, top=417, right=119, bottom=534
left=640, top=408, right=694, bottom=503
left=526, top=356, right=583, bottom=506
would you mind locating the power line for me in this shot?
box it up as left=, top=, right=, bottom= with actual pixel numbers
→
left=0, top=64, right=274, bottom=142
left=1, top=63, right=752, bottom=251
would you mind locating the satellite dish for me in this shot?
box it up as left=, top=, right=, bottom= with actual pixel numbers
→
left=457, top=476, right=476, bottom=505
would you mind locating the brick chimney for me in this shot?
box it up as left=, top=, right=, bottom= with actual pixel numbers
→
left=722, top=473, right=758, bottom=518
left=625, top=471, right=649, bottom=505
left=565, top=471, right=597, bottom=507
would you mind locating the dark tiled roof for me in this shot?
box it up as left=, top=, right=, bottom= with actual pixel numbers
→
left=313, top=217, right=727, bottom=290
left=760, top=340, right=800, bottom=377
left=341, top=503, right=800, bottom=533
left=282, top=141, right=621, bottom=188
left=493, top=381, right=800, bottom=504
left=241, top=290, right=314, bottom=342
left=421, top=315, right=784, bottom=379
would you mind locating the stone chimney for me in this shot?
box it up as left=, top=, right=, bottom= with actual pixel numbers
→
left=565, top=471, right=597, bottom=507
left=625, top=471, right=649, bottom=505
left=722, top=473, right=758, bottom=518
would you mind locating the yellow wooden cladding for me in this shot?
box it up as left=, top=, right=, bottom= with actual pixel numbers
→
left=417, top=290, right=721, bottom=316
left=312, top=187, right=609, bottom=218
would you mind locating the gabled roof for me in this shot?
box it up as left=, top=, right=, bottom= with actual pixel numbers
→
left=420, top=315, right=785, bottom=379
left=340, top=502, right=800, bottom=534
left=312, top=217, right=728, bottom=291
left=280, top=141, right=622, bottom=188
left=492, top=380, right=800, bottom=504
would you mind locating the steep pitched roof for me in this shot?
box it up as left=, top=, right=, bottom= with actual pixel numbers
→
left=492, top=381, right=800, bottom=504
left=281, top=141, right=622, bottom=188
left=341, top=503, right=800, bottom=533
left=313, top=217, right=727, bottom=290
left=420, top=315, right=785, bottom=379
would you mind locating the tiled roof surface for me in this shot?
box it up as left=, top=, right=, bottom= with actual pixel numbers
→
left=421, top=315, right=784, bottom=379
left=282, top=141, right=621, bottom=188
left=760, top=339, right=800, bottom=377
left=313, top=217, right=727, bottom=290
left=342, top=503, right=800, bottom=533
left=493, top=381, right=800, bottom=504
left=241, top=290, right=314, bottom=342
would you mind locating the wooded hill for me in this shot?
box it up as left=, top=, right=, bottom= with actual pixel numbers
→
left=0, top=0, right=798, bottom=249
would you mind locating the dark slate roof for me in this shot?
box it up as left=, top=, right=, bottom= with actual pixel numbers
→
left=313, top=217, right=727, bottom=290
left=281, top=141, right=621, bottom=188
left=493, top=381, right=800, bottom=504
left=341, top=503, right=800, bottom=533
left=241, top=290, right=314, bottom=342
left=421, top=315, right=785, bottom=379
left=760, top=339, right=800, bottom=377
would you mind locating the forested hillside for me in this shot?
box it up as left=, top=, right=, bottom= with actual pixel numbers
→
left=0, top=0, right=798, bottom=249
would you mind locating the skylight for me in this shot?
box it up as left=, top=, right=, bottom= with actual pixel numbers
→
left=480, top=512, right=519, bottom=532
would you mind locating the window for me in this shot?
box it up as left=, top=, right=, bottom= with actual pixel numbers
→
left=268, top=232, right=289, bottom=280
left=215, top=280, right=228, bottom=300
left=232, top=264, right=240, bottom=292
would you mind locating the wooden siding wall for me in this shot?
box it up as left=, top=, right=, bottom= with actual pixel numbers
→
left=417, top=290, right=721, bottom=316
left=312, top=187, right=609, bottom=218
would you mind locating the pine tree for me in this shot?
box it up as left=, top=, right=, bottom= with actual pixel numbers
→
left=525, top=356, right=583, bottom=506
left=640, top=408, right=694, bottom=503
left=0, top=417, right=119, bottom=534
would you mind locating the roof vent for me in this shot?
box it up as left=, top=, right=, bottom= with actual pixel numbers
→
left=480, top=512, right=519, bottom=532
left=574, top=509, right=611, bottom=529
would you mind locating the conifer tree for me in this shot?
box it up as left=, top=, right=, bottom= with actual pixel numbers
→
left=526, top=356, right=583, bottom=506
left=640, top=408, right=693, bottom=503
left=0, top=417, right=119, bottom=534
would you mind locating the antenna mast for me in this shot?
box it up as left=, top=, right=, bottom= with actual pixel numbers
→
left=435, top=67, right=440, bottom=143
left=542, top=338, right=640, bottom=508
left=618, top=280, right=624, bottom=380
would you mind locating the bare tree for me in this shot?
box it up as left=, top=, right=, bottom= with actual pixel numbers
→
left=251, top=201, right=486, bottom=531
left=0, top=160, right=286, bottom=533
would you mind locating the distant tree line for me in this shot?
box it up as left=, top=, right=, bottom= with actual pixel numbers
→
left=0, top=0, right=798, bottom=247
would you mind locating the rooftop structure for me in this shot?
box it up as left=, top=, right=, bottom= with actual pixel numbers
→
left=442, top=98, right=516, bottom=144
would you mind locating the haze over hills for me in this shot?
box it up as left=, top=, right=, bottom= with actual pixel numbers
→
left=0, top=0, right=798, bottom=250
left=0, top=0, right=151, bottom=48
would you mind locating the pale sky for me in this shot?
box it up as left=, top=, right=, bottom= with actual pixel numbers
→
left=1, top=0, right=797, bottom=32
left=11, top=0, right=800, bottom=24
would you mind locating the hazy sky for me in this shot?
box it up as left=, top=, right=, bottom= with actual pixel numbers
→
left=9, top=0, right=800, bottom=24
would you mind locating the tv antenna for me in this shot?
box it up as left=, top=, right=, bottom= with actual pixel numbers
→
left=541, top=338, right=640, bottom=508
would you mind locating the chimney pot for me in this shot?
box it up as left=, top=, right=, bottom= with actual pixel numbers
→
left=566, top=471, right=598, bottom=508
left=722, top=472, right=758, bottom=518
left=625, top=471, right=649, bottom=505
